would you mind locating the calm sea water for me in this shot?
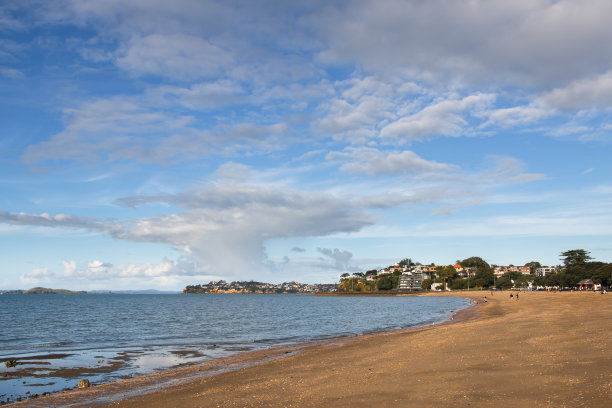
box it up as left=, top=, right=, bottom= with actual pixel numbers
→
left=0, top=294, right=470, bottom=402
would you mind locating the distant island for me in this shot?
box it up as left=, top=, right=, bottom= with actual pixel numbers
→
left=0, top=287, right=87, bottom=295
left=183, top=280, right=338, bottom=294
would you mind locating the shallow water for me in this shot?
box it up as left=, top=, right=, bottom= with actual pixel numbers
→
left=0, top=294, right=470, bottom=402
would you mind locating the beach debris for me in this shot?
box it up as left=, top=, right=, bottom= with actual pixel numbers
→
left=4, top=360, right=17, bottom=368
left=77, top=379, right=90, bottom=389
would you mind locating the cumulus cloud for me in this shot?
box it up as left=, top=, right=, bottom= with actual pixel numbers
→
left=316, top=76, right=399, bottom=141
left=20, top=267, right=55, bottom=284
left=317, top=247, right=353, bottom=270
left=327, top=147, right=451, bottom=176
left=317, top=94, right=394, bottom=142
left=1, top=183, right=374, bottom=277
left=483, top=105, right=551, bottom=127
left=379, top=93, right=495, bottom=141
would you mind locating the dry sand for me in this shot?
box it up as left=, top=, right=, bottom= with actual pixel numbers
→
left=13, top=291, right=612, bottom=407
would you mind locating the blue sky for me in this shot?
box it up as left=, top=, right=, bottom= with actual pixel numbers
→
left=1, top=0, right=611, bottom=290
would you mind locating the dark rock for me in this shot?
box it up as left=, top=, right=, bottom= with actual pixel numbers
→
left=4, top=360, right=17, bottom=368
left=77, top=379, right=90, bottom=389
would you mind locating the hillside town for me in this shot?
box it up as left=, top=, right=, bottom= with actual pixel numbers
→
left=338, top=249, right=609, bottom=293
left=183, top=280, right=338, bottom=294
left=183, top=250, right=610, bottom=295
left=339, top=261, right=563, bottom=292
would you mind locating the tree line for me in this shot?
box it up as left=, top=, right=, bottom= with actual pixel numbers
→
left=339, top=250, right=612, bottom=291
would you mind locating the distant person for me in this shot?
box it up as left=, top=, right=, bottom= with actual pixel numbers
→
left=483, top=296, right=488, bottom=303
left=510, top=293, right=513, bottom=299
left=516, top=293, right=519, bottom=300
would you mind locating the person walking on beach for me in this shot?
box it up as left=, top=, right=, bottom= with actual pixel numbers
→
left=483, top=296, right=488, bottom=303
left=510, top=293, right=513, bottom=299
left=516, top=293, right=519, bottom=300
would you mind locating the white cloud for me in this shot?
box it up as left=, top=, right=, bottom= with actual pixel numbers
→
left=116, top=33, right=233, bottom=80
left=317, top=94, right=394, bottom=142
left=20, top=94, right=290, bottom=165
left=379, top=93, right=495, bottom=141
left=482, top=156, right=547, bottom=184
left=0, top=210, right=119, bottom=235
left=61, top=257, right=207, bottom=280
left=318, top=0, right=612, bottom=88
left=213, top=162, right=251, bottom=180
left=161, top=80, right=246, bottom=110
left=317, top=247, right=353, bottom=270
left=0, top=183, right=374, bottom=277
left=540, top=70, right=612, bottom=110
left=484, top=71, right=612, bottom=128
left=21, top=97, right=192, bottom=164
left=483, top=105, right=551, bottom=127
left=20, top=267, right=55, bottom=285
left=327, top=147, right=451, bottom=176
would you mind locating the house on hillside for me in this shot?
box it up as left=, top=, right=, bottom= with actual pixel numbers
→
left=453, top=264, right=476, bottom=278
left=535, top=266, right=557, bottom=277
left=508, top=265, right=531, bottom=274
left=494, top=266, right=508, bottom=277
left=411, top=265, right=436, bottom=280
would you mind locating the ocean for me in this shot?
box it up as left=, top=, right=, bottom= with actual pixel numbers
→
left=0, top=293, right=470, bottom=402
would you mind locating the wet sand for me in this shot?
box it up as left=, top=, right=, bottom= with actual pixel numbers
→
left=11, top=291, right=612, bottom=407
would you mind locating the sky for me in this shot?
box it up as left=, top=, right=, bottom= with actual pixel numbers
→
left=1, top=0, right=611, bottom=291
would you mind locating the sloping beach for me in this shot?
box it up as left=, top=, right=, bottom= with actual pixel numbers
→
left=14, top=291, right=612, bottom=407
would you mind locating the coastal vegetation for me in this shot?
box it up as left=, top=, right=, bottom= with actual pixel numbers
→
left=337, top=250, right=612, bottom=292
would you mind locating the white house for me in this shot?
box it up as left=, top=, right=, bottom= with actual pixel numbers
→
left=535, top=267, right=558, bottom=277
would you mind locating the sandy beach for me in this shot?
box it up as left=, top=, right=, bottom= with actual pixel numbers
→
left=12, top=291, right=612, bottom=407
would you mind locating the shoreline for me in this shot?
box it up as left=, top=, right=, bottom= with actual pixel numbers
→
left=6, top=295, right=474, bottom=407
left=11, top=291, right=612, bottom=407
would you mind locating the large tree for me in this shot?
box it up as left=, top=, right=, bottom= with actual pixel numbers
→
left=460, top=256, right=490, bottom=269
left=592, top=264, right=612, bottom=286
left=526, top=261, right=541, bottom=274
left=437, top=265, right=457, bottom=280
left=398, top=258, right=415, bottom=267
left=560, top=249, right=592, bottom=268
left=472, top=268, right=494, bottom=288
left=377, top=276, right=393, bottom=290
